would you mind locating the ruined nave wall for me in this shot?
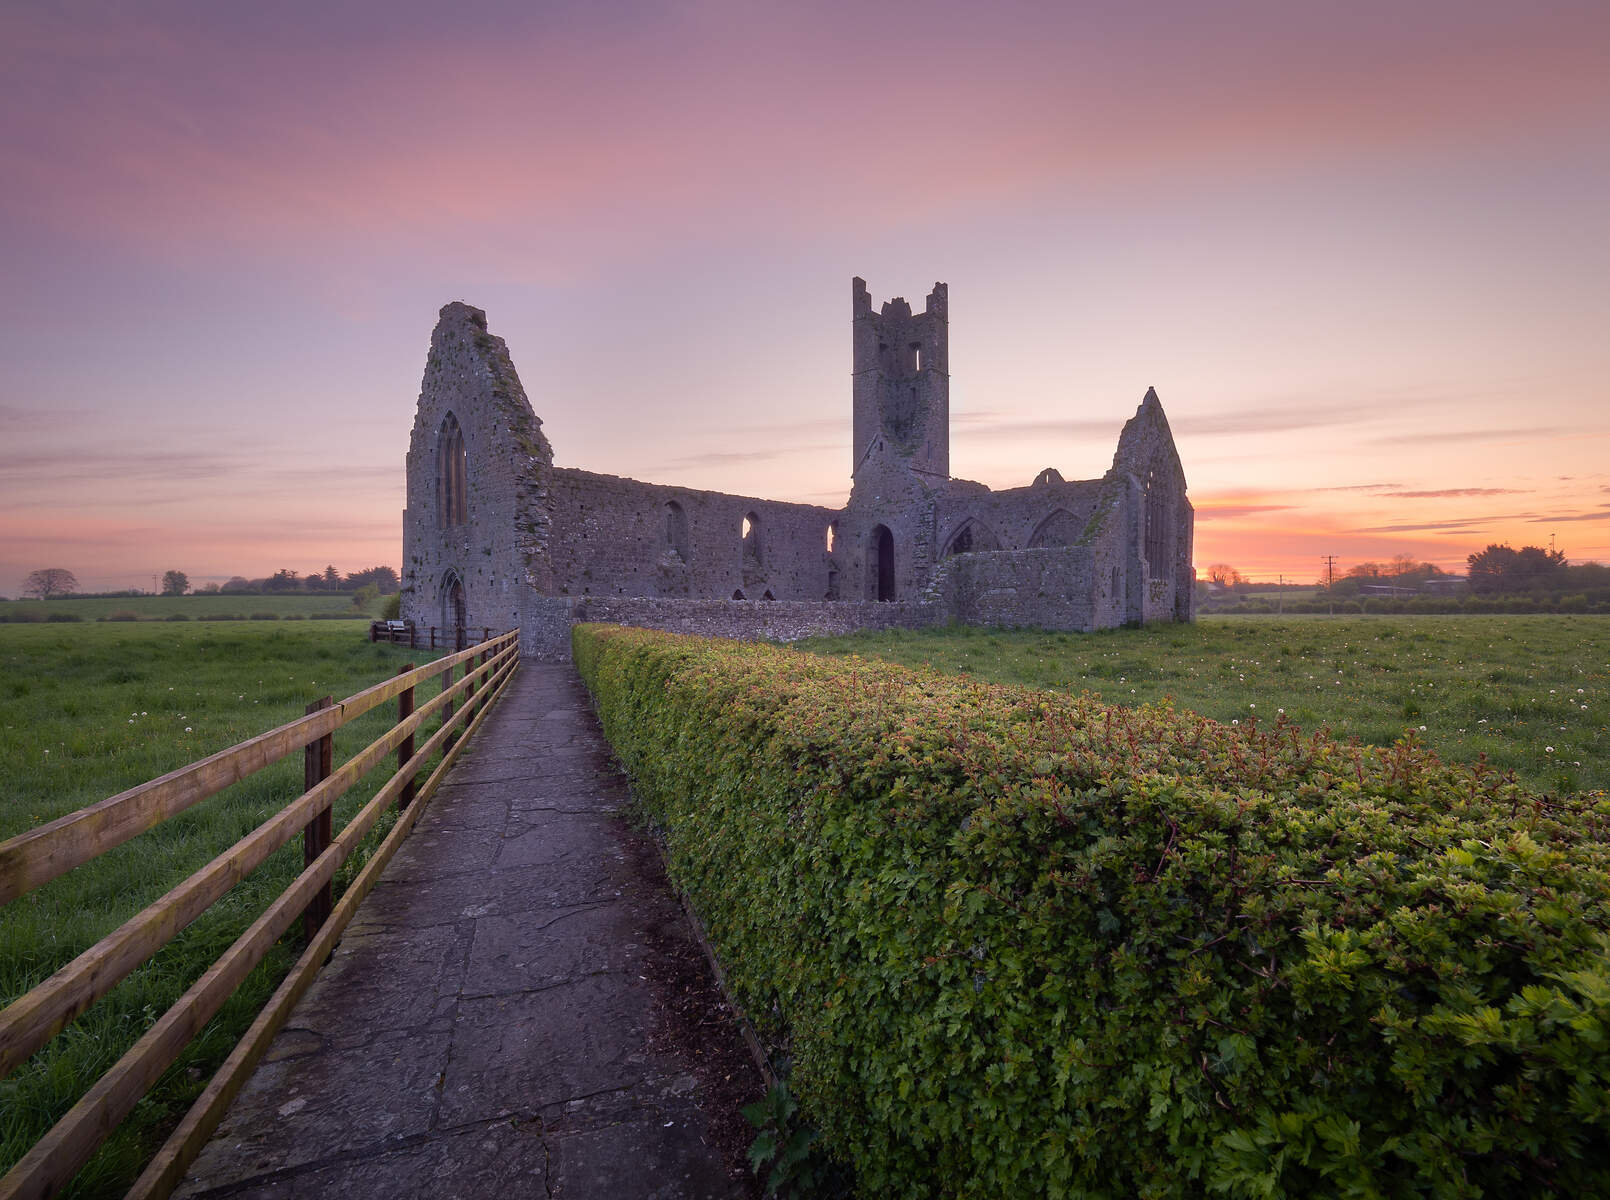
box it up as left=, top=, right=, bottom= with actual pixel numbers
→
left=545, top=467, right=841, bottom=601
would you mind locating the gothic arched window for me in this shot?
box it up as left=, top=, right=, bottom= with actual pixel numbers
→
left=438, top=413, right=467, bottom=528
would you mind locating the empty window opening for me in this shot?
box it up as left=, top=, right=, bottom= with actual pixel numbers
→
left=437, top=413, right=467, bottom=528
left=1111, top=566, right=1120, bottom=597
left=742, top=512, right=762, bottom=564
left=872, top=524, right=895, bottom=601
left=826, top=521, right=837, bottom=553
left=826, top=568, right=840, bottom=601
left=665, top=500, right=689, bottom=562
left=912, top=343, right=923, bottom=372
left=1144, top=468, right=1168, bottom=578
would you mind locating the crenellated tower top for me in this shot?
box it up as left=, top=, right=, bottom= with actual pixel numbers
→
left=851, top=277, right=949, bottom=483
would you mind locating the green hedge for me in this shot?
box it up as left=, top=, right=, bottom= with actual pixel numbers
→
left=573, top=624, right=1610, bottom=1199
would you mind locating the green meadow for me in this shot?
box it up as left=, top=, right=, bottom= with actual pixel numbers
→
left=0, top=593, right=371, bottom=622
left=4, top=614, right=1606, bottom=1194
left=0, top=621, right=444, bottom=1197
left=802, top=615, right=1610, bottom=796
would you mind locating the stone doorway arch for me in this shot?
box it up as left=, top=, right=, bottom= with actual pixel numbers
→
left=441, top=570, right=467, bottom=650
left=871, top=525, right=895, bottom=601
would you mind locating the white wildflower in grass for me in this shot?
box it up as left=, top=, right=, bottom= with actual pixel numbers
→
left=1419, top=725, right=1427, bottom=731
left=1546, top=746, right=1555, bottom=753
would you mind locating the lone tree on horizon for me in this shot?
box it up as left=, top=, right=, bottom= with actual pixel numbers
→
left=22, top=568, right=78, bottom=599
left=161, top=570, right=189, bottom=596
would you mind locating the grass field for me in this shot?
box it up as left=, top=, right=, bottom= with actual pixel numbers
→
left=0, top=620, right=445, bottom=1197
left=801, top=614, right=1609, bottom=795
left=0, top=594, right=373, bottom=622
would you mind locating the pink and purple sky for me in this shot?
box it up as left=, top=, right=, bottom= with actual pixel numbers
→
left=3, top=0, right=1608, bottom=592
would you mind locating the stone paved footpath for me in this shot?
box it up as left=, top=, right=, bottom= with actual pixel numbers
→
left=178, top=663, right=754, bottom=1200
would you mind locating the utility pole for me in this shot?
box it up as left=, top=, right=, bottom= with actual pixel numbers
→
left=1322, top=556, right=1337, bottom=615
left=1277, top=573, right=1283, bottom=615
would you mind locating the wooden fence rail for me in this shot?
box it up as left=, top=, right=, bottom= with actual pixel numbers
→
left=369, top=621, right=492, bottom=650
left=0, top=630, right=521, bottom=1200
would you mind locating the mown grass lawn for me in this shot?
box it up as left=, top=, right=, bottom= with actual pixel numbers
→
left=801, top=615, right=1609, bottom=795
left=0, top=620, right=445, bottom=1197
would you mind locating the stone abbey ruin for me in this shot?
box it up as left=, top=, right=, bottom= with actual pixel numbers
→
left=402, top=278, right=1194, bottom=656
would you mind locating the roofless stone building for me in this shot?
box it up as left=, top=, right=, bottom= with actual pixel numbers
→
left=401, top=278, right=1194, bottom=657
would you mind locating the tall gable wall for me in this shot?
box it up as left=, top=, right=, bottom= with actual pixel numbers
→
left=402, top=302, right=552, bottom=638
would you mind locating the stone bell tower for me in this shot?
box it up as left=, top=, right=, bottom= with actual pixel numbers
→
left=851, top=277, right=949, bottom=485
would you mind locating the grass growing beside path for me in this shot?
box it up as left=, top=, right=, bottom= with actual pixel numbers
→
left=800, top=615, right=1609, bottom=795
left=0, top=621, right=443, bottom=1197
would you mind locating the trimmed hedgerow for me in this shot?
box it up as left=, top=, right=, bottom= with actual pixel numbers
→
left=573, top=624, right=1610, bottom=1200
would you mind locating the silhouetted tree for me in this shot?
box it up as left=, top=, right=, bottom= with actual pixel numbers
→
left=263, top=568, right=301, bottom=593
left=23, top=568, right=78, bottom=599
left=322, top=565, right=341, bottom=590
left=161, top=570, right=188, bottom=596
left=346, top=565, right=399, bottom=594
left=1467, top=543, right=1566, bottom=593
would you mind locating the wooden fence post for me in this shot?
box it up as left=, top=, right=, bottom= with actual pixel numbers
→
left=397, top=664, right=417, bottom=809
left=442, top=661, right=458, bottom=750
left=302, top=696, right=334, bottom=939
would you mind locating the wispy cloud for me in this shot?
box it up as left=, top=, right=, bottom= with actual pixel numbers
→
left=1195, top=503, right=1296, bottom=521
left=1175, top=401, right=1412, bottom=438
left=659, top=443, right=838, bottom=470
left=1366, top=427, right=1569, bottom=447
left=1525, top=508, right=1610, bottom=524
left=1353, top=514, right=1539, bottom=534
left=0, top=404, right=92, bottom=433
left=1380, top=487, right=1522, bottom=499
left=0, top=449, right=244, bottom=485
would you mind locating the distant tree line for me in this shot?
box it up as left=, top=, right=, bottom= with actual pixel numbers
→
left=196, top=566, right=400, bottom=595
left=16, top=565, right=400, bottom=599
left=1204, top=543, right=1610, bottom=615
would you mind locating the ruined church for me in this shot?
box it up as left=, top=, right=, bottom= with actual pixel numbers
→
left=401, top=278, right=1194, bottom=657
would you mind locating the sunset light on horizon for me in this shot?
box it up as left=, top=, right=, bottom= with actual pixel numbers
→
left=3, top=0, right=1607, bottom=592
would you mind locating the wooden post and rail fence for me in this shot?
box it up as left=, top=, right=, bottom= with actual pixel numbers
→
left=369, top=621, right=491, bottom=651
left=0, top=630, right=520, bottom=1200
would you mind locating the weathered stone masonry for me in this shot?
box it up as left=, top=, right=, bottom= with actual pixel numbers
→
left=402, top=279, right=1194, bottom=658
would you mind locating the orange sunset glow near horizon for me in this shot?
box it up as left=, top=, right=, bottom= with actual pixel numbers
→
left=3, top=0, right=1608, bottom=593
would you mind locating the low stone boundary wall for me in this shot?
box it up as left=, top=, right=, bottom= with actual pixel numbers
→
left=521, top=594, right=943, bottom=659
